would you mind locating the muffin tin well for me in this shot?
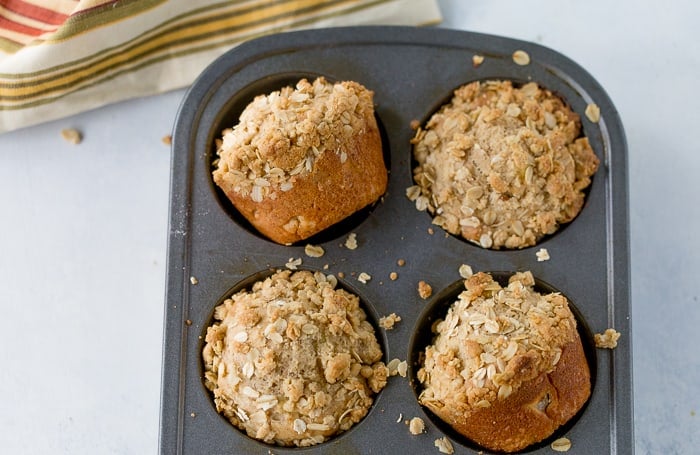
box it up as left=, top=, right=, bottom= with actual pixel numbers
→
left=197, top=267, right=390, bottom=449
left=408, top=271, right=598, bottom=453
left=161, top=26, right=631, bottom=454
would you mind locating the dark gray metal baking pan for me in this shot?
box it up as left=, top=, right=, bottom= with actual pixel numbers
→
left=160, top=26, right=632, bottom=454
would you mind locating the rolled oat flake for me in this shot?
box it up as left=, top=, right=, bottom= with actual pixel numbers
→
left=512, top=49, right=530, bottom=65
left=551, top=437, right=572, bottom=452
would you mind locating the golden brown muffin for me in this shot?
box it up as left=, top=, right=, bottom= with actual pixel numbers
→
left=410, top=80, right=599, bottom=249
left=418, top=271, right=590, bottom=452
left=202, top=270, right=388, bottom=447
left=213, top=77, right=387, bottom=244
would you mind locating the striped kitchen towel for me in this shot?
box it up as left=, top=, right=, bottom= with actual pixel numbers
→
left=0, top=0, right=441, bottom=133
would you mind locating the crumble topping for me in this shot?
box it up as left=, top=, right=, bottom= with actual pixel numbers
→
left=202, top=270, right=387, bottom=447
left=419, top=271, right=578, bottom=408
left=411, top=80, right=599, bottom=249
left=213, top=77, right=374, bottom=203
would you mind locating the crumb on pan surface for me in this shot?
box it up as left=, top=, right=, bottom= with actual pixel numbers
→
left=536, top=248, right=550, bottom=262
left=418, top=271, right=590, bottom=452
left=551, top=436, right=572, bottom=451
left=303, top=244, right=324, bottom=258
left=202, top=269, right=388, bottom=447
left=345, top=232, right=358, bottom=250
left=594, top=328, right=620, bottom=349
left=512, top=50, right=530, bottom=65
left=212, top=77, right=387, bottom=244
left=379, top=312, right=401, bottom=330
left=408, top=416, right=425, bottom=435
left=410, top=80, right=599, bottom=249
left=585, top=103, right=601, bottom=123
left=418, top=280, right=433, bottom=299
left=434, top=436, right=454, bottom=454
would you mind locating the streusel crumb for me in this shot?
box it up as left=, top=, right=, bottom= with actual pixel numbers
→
left=594, top=328, right=620, bottom=349
left=379, top=313, right=402, bottom=330
left=418, top=281, right=433, bottom=299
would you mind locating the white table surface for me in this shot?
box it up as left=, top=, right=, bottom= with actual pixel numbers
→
left=1, top=1, right=698, bottom=453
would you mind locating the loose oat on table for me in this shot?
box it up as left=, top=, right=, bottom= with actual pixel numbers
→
left=345, top=233, right=358, bottom=250
left=594, top=328, right=621, bottom=349
left=202, top=269, right=388, bottom=447
left=512, top=49, right=530, bottom=65
left=61, top=128, right=83, bottom=144
left=396, top=413, right=403, bottom=423
left=411, top=80, right=599, bottom=249
left=434, top=436, right=454, bottom=454
left=190, top=276, right=198, bottom=285
left=397, top=259, right=406, bottom=267
left=536, top=247, right=551, bottom=262
left=357, top=272, right=371, bottom=284
left=472, top=54, right=485, bottom=67
left=408, top=416, right=426, bottom=435
left=304, top=244, right=325, bottom=258
left=418, top=280, right=433, bottom=299
left=185, top=319, right=192, bottom=326
left=551, top=437, right=572, bottom=452
left=389, top=272, right=398, bottom=281
left=379, top=313, right=401, bottom=330
left=585, top=103, right=601, bottom=123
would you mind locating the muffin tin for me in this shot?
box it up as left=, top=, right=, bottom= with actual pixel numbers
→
left=159, top=26, right=632, bottom=454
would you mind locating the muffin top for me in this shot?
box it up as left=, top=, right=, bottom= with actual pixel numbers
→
left=203, top=269, right=387, bottom=447
left=418, top=271, right=578, bottom=409
left=410, top=80, right=599, bottom=249
left=213, top=77, right=377, bottom=203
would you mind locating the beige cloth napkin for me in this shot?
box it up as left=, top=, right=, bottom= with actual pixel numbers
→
left=0, top=0, right=441, bottom=133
